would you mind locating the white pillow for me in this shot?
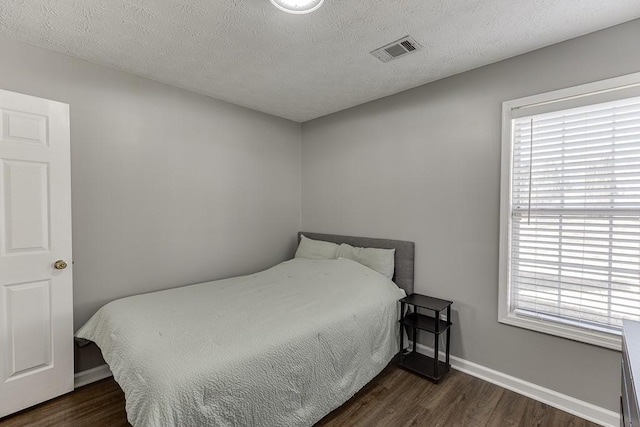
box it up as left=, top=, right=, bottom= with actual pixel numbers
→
left=337, top=243, right=395, bottom=279
left=295, top=235, right=339, bottom=260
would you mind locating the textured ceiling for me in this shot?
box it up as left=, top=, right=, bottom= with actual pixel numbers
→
left=1, top=1, right=640, bottom=122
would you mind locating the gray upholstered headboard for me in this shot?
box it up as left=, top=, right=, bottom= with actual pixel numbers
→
left=297, top=232, right=415, bottom=296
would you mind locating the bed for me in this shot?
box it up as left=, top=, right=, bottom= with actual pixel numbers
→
left=75, top=232, right=415, bottom=426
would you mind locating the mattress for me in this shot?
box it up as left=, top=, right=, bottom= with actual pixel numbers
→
left=75, top=258, right=405, bottom=426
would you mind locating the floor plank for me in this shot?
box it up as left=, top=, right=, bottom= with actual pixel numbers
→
left=0, top=378, right=128, bottom=427
left=0, top=366, right=602, bottom=427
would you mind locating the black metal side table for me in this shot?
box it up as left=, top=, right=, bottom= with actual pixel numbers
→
left=399, top=293, right=453, bottom=382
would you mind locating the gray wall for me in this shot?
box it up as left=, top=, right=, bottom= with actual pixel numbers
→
left=0, top=36, right=302, bottom=371
left=302, top=19, right=640, bottom=412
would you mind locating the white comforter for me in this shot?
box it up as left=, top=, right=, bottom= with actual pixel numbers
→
left=76, top=258, right=405, bottom=427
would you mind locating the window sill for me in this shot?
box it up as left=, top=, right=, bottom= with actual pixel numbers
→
left=499, top=312, right=622, bottom=351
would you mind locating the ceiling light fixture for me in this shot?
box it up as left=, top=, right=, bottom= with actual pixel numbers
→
left=269, top=0, right=324, bottom=14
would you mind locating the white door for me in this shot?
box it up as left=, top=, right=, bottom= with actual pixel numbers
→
left=0, top=89, right=73, bottom=417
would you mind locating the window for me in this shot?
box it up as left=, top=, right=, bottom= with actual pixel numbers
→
left=499, top=73, right=640, bottom=350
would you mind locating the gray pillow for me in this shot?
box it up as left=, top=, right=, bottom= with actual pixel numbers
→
left=295, top=234, right=339, bottom=260
left=337, top=243, right=395, bottom=279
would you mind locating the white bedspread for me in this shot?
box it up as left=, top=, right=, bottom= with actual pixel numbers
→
left=75, top=258, right=405, bottom=426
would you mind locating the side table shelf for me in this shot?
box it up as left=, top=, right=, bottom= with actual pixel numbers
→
left=399, top=293, right=453, bottom=382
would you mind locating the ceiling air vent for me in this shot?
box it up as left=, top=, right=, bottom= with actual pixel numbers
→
left=371, top=36, right=422, bottom=63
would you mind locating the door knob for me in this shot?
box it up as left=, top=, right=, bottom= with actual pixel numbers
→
left=53, top=260, right=68, bottom=270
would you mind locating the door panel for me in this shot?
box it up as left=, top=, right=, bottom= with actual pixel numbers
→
left=1, top=110, right=48, bottom=146
left=4, top=280, right=52, bottom=378
left=0, top=89, right=72, bottom=417
left=2, top=160, right=49, bottom=253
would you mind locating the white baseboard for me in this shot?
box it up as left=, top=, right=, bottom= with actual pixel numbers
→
left=410, top=342, right=618, bottom=427
left=74, top=364, right=112, bottom=389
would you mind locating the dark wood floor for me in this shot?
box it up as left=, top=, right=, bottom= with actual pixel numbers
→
left=0, top=366, right=600, bottom=427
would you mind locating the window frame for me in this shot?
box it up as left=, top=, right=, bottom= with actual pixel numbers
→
left=498, top=72, right=640, bottom=351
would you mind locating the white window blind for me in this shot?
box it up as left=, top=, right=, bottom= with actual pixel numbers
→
left=509, top=95, right=640, bottom=335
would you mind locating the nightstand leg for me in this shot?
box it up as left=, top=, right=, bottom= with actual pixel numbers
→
left=434, top=331, right=439, bottom=379
left=434, top=309, right=440, bottom=379
left=400, top=302, right=405, bottom=362
left=412, top=314, right=417, bottom=354
left=446, top=306, right=451, bottom=369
